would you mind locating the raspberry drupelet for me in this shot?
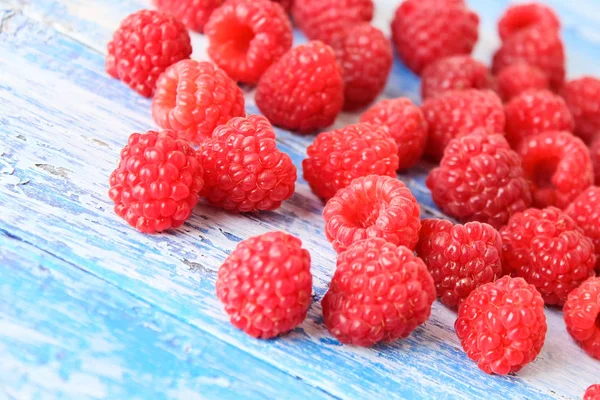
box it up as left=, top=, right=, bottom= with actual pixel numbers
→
left=198, top=115, right=297, bottom=212
left=302, top=123, right=399, bottom=201
left=105, top=10, right=192, bottom=97
left=108, top=130, right=204, bottom=233
left=154, top=0, right=223, bottom=33
left=416, top=219, right=503, bottom=309
left=420, top=56, right=493, bottom=100
left=216, top=231, right=313, bottom=339
left=323, top=175, right=421, bottom=253
left=560, top=77, right=600, bottom=144
left=500, top=207, right=596, bottom=306
left=426, top=131, right=532, bottom=229
left=360, top=98, right=428, bottom=171
left=455, top=276, right=547, bottom=375
left=495, top=63, right=550, bottom=102
left=585, top=384, right=600, bottom=400
left=563, top=277, right=600, bottom=360
left=566, top=187, right=600, bottom=272
left=519, top=131, right=593, bottom=209
left=497, top=2, right=560, bottom=42
left=322, top=238, right=436, bottom=347
left=152, top=60, right=245, bottom=144
left=205, top=0, right=293, bottom=84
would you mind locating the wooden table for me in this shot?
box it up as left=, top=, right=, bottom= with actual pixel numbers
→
left=1, top=0, right=599, bottom=398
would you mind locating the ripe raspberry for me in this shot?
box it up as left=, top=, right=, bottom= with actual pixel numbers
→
left=360, top=98, right=428, bottom=171
left=302, top=123, right=398, bottom=201
left=292, top=0, right=373, bottom=44
left=563, top=277, right=600, bottom=360
left=198, top=115, right=296, bottom=212
left=500, top=207, right=596, bottom=306
left=105, top=10, right=192, bottom=97
left=273, top=0, right=293, bottom=12
left=591, top=138, right=600, bottom=186
left=421, top=89, right=505, bottom=160
left=152, top=60, right=245, bottom=144
left=519, top=131, right=593, bottom=209
left=216, top=231, right=312, bottom=339
left=427, top=132, right=532, bottom=229
left=330, top=24, right=393, bottom=111
left=497, top=2, right=560, bottom=42
left=322, top=238, right=436, bottom=347
left=255, top=41, right=344, bottom=133
left=416, top=219, right=502, bottom=309
left=455, top=276, right=547, bottom=375
left=492, top=26, right=565, bottom=91
left=391, top=2, right=479, bottom=75
left=585, top=384, right=600, bottom=400
left=566, top=187, right=600, bottom=272
left=323, top=175, right=421, bottom=253
left=108, top=130, right=204, bottom=233
left=421, top=56, right=492, bottom=100
left=504, top=89, right=574, bottom=148
left=154, top=0, right=223, bottom=33
left=560, top=77, right=600, bottom=144
left=495, top=63, right=550, bottom=102
left=205, top=0, right=293, bottom=84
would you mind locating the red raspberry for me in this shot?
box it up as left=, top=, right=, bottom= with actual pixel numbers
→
left=152, top=60, right=245, bottom=144
left=416, top=219, right=502, bottom=309
left=391, top=2, right=479, bottom=75
left=198, top=115, right=296, bottom=212
left=492, top=26, right=565, bottom=91
left=292, top=0, right=373, bottom=44
left=421, top=56, right=492, bottom=100
left=273, top=0, right=293, bottom=12
left=427, top=132, right=531, bottom=229
left=500, top=207, right=596, bottom=306
left=302, top=123, right=398, bottom=201
left=560, top=77, right=600, bottom=144
left=330, top=24, right=393, bottom=111
left=566, top=187, right=600, bottom=272
left=455, top=276, right=547, bottom=375
left=495, top=63, right=550, bottom=102
left=421, top=89, right=505, bottom=160
left=497, top=2, right=560, bottom=42
left=205, top=0, right=293, bottom=84
left=563, top=277, right=600, bottom=360
left=585, top=384, right=600, bottom=400
left=216, top=231, right=312, bottom=339
left=323, top=175, right=421, bottom=253
left=519, top=131, right=593, bottom=209
left=504, top=89, right=574, bottom=148
left=322, top=238, right=436, bottom=347
left=255, top=41, right=344, bottom=133
left=105, top=10, right=192, bottom=97
left=108, top=130, right=204, bottom=233
left=154, top=0, right=223, bottom=33
left=591, top=138, right=600, bottom=186
left=360, top=98, right=428, bottom=171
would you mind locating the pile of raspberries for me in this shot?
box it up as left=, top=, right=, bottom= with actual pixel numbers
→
left=104, top=0, right=600, bottom=390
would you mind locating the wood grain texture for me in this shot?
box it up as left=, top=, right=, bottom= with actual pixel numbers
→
left=0, top=0, right=599, bottom=399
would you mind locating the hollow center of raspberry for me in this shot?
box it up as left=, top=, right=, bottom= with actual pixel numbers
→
left=352, top=201, right=386, bottom=228
left=211, top=19, right=255, bottom=58
left=531, top=157, right=559, bottom=189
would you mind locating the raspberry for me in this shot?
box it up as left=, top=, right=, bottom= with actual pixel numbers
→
left=302, top=123, right=398, bottom=201
left=500, top=207, right=596, bottom=306
left=323, top=175, right=421, bottom=253
left=359, top=98, right=428, bottom=171
left=292, top=0, right=373, bottom=44
left=563, top=277, right=600, bottom=360
left=494, top=63, right=550, bottom=102
left=585, top=385, right=600, bottom=400
left=421, top=89, right=505, bottom=160
left=108, top=130, right=204, bottom=233
left=455, top=276, right=547, bottom=375
left=105, top=10, right=192, bottom=97
left=421, top=56, right=492, bottom=100
left=591, top=138, right=600, bottom=186
left=198, top=115, right=297, bottom=212
left=416, top=219, right=502, bottom=309
left=205, top=0, right=293, bottom=84
left=427, top=132, right=532, bottom=229
left=497, top=2, right=560, bottom=42
left=560, top=77, right=600, bottom=144
left=330, top=24, right=393, bottom=111
left=322, top=238, right=436, bottom=347
left=216, top=231, right=312, bottom=339
left=492, top=26, right=565, bottom=91
left=152, top=60, right=245, bottom=144
left=504, top=89, right=574, bottom=148
left=566, top=187, right=600, bottom=272
left=154, top=0, right=223, bottom=33
left=272, top=0, right=293, bottom=13
left=391, top=2, right=479, bottom=75
left=255, top=41, right=344, bottom=133
left=519, top=131, right=593, bottom=209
